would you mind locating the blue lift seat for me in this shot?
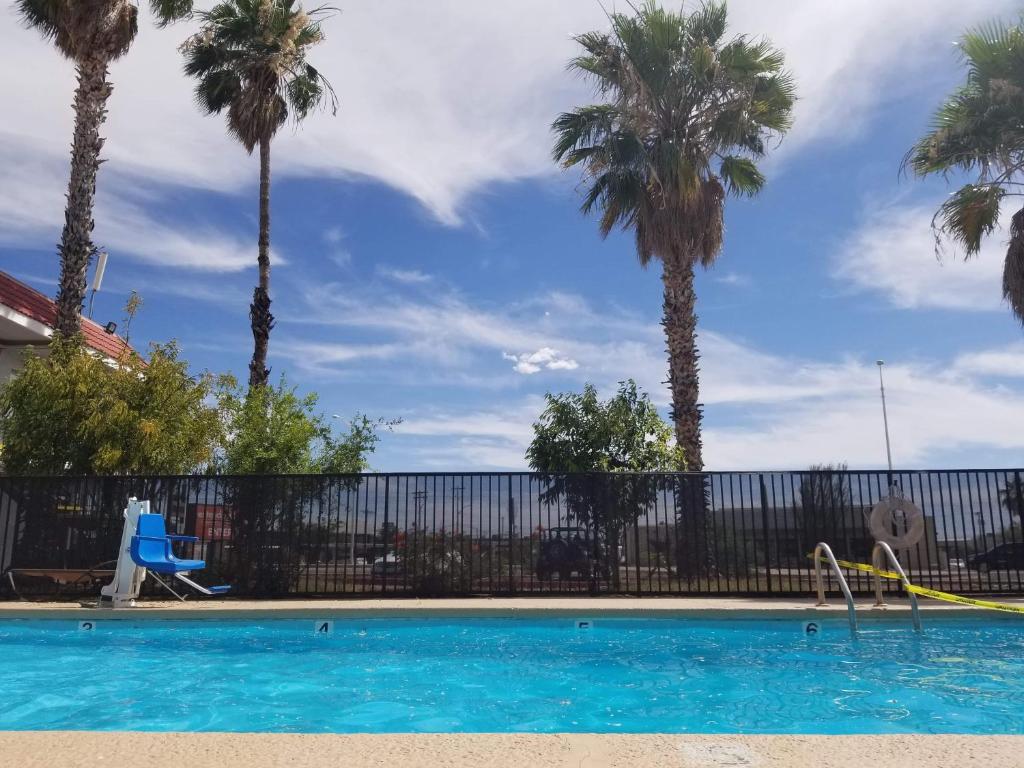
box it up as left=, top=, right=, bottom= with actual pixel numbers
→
left=129, top=513, right=206, bottom=573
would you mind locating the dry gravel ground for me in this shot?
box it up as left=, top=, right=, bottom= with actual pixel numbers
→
left=1, top=732, right=1023, bottom=768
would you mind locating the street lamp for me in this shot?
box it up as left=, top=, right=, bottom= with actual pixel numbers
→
left=876, top=360, right=894, bottom=477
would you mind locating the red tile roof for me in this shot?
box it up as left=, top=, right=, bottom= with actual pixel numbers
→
left=0, top=271, right=134, bottom=360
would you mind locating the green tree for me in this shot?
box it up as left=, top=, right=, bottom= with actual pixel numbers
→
left=796, top=463, right=856, bottom=558
left=182, top=0, right=336, bottom=389
left=552, top=1, right=794, bottom=469
left=0, top=339, right=224, bottom=475
left=906, top=17, right=1024, bottom=323
left=213, top=377, right=388, bottom=594
left=527, top=380, right=681, bottom=475
left=216, top=378, right=382, bottom=475
left=17, top=0, right=192, bottom=338
left=526, top=380, right=681, bottom=587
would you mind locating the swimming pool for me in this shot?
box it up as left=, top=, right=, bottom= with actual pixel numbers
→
left=0, top=617, right=1021, bottom=734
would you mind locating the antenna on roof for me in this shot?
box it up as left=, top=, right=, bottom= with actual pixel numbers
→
left=87, top=251, right=108, bottom=319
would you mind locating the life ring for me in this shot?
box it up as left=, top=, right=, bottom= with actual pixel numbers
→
left=869, top=495, right=925, bottom=549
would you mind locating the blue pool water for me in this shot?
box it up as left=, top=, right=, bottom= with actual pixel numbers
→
left=0, top=617, right=1022, bottom=733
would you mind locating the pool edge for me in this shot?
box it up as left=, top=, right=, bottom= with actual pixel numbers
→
left=0, top=731, right=1020, bottom=768
left=2, top=596, right=1021, bottom=621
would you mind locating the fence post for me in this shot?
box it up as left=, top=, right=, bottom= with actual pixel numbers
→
left=759, top=474, right=773, bottom=594
left=507, top=475, right=515, bottom=595
left=382, top=475, right=390, bottom=595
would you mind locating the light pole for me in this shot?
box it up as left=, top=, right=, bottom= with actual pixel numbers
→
left=876, top=360, right=895, bottom=484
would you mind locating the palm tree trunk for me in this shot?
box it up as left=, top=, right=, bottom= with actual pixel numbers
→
left=661, top=256, right=703, bottom=470
left=663, top=255, right=715, bottom=580
left=248, top=136, right=275, bottom=389
left=54, top=58, right=113, bottom=338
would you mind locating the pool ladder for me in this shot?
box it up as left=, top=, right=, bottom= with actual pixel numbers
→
left=871, top=541, right=922, bottom=632
left=813, top=542, right=858, bottom=637
left=813, top=541, right=923, bottom=637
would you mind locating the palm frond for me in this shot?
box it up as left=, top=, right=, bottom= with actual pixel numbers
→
left=195, top=69, right=242, bottom=114
left=552, top=104, right=619, bottom=163
left=554, top=0, right=792, bottom=269
left=686, top=1, right=727, bottom=46
left=1004, top=207, right=1024, bottom=323
left=718, top=156, right=765, bottom=196
left=150, top=0, right=194, bottom=27
left=16, top=0, right=61, bottom=41
left=937, top=184, right=1005, bottom=256
left=286, top=65, right=323, bottom=119
left=182, top=0, right=337, bottom=149
left=19, top=0, right=138, bottom=61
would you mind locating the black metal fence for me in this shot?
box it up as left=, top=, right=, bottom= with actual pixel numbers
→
left=1, top=469, right=1022, bottom=599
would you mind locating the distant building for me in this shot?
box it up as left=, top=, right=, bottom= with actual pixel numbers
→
left=624, top=504, right=942, bottom=570
left=0, top=271, right=132, bottom=380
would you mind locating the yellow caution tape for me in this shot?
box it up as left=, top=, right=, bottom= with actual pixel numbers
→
left=903, top=584, right=1024, bottom=615
left=807, top=554, right=1024, bottom=615
left=807, top=554, right=900, bottom=580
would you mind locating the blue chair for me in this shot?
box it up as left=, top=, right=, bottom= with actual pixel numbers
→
left=130, top=513, right=205, bottom=573
left=129, top=513, right=230, bottom=596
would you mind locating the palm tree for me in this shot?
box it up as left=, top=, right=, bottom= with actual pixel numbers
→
left=906, top=18, right=1024, bottom=324
left=552, top=1, right=794, bottom=469
left=1000, top=474, right=1024, bottom=525
left=18, top=0, right=191, bottom=339
left=182, top=0, right=336, bottom=389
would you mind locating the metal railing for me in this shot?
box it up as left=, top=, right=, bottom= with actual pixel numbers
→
left=813, top=542, right=858, bottom=636
left=1, top=469, right=1022, bottom=600
left=872, top=541, right=922, bottom=632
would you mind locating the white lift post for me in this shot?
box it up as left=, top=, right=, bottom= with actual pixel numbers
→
left=99, top=498, right=148, bottom=608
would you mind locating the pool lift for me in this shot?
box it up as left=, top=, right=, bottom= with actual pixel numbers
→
left=100, top=498, right=230, bottom=608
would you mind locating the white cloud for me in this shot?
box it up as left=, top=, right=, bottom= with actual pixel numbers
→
left=377, top=266, right=433, bottom=284
left=0, top=138, right=256, bottom=273
left=389, top=346, right=1024, bottom=471
left=392, top=404, right=540, bottom=470
left=713, top=271, right=750, bottom=287
left=284, top=279, right=1024, bottom=470
left=323, top=227, right=345, bottom=244
left=273, top=339, right=400, bottom=378
left=954, top=344, right=1024, bottom=378
left=2, top=0, right=1014, bottom=226
left=704, top=357, right=1024, bottom=469
left=503, top=347, right=578, bottom=374
left=381, top=349, right=1024, bottom=470
left=834, top=204, right=1006, bottom=312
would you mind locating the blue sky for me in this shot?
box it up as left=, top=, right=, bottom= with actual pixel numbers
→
left=4, top=0, right=1024, bottom=471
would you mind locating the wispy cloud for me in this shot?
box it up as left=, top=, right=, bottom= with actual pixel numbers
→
left=0, top=141, right=257, bottom=273
left=713, top=271, right=751, bottom=287
left=377, top=266, right=433, bottom=284
left=954, top=344, right=1024, bottom=378
left=833, top=203, right=1005, bottom=312
left=278, top=277, right=1024, bottom=469
left=2, top=0, right=1013, bottom=226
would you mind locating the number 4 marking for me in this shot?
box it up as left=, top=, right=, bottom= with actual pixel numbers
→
left=314, top=620, right=334, bottom=636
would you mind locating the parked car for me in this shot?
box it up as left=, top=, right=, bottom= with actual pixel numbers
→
left=535, top=526, right=611, bottom=580
left=967, top=543, right=1024, bottom=573
left=371, top=552, right=403, bottom=577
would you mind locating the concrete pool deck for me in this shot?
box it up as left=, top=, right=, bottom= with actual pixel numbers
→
left=3, top=594, right=1024, bottom=619
left=2, top=732, right=1021, bottom=768
left=2, top=597, right=1023, bottom=767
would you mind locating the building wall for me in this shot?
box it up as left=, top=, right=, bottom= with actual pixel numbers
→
left=0, top=344, right=47, bottom=382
